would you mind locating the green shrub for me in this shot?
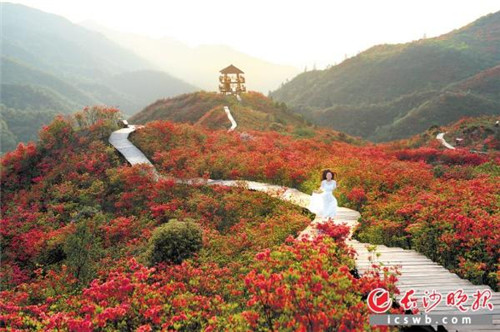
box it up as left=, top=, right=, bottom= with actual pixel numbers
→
left=432, top=164, right=446, bottom=178
left=146, top=219, right=203, bottom=265
left=292, top=127, right=316, bottom=138
left=63, top=218, right=103, bottom=286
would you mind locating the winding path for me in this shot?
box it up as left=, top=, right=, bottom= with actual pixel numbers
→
left=437, top=132, right=456, bottom=150
left=223, top=106, right=237, bottom=132
left=109, top=124, right=500, bottom=332
left=436, top=132, right=490, bottom=155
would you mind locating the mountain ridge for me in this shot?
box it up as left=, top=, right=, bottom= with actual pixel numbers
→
left=80, top=20, right=300, bottom=93
left=270, top=10, right=500, bottom=142
left=0, top=2, right=199, bottom=153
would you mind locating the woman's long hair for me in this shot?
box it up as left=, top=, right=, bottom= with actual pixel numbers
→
left=321, top=169, right=336, bottom=181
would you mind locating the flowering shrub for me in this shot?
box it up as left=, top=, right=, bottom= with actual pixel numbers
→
left=1, top=141, right=40, bottom=195
left=355, top=175, right=499, bottom=289
left=395, top=147, right=488, bottom=165
left=347, top=187, right=368, bottom=211
left=236, top=235, right=399, bottom=331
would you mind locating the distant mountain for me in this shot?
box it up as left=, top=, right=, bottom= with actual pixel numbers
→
left=270, top=11, right=500, bottom=142
left=0, top=105, right=58, bottom=153
left=1, top=2, right=152, bottom=80
left=0, top=3, right=199, bottom=153
left=102, top=70, right=198, bottom=111
left=1, top=83, right=76, bottom=112
left=2, top=57, right=98, bottom=107
left=81, top=21, right=301, bottom=93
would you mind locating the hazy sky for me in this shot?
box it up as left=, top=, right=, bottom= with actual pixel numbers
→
left=6, top=0, right=500, bottom=69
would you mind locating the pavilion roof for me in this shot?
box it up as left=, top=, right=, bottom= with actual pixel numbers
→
left=220, top=64, right=244, bottom=74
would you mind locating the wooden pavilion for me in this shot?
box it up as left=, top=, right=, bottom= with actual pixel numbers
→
left=219, top=64, right=246, bottom=95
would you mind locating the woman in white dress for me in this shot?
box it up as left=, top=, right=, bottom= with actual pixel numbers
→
left=308, top=169, right=338, bottom=219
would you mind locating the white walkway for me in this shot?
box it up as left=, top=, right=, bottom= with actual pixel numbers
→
left=437, top=132, right=456, bottom=150
left=223, top=106, right=237, bottom=132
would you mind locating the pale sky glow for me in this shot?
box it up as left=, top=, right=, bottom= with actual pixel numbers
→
left=5, top=0, right=500, bottom=69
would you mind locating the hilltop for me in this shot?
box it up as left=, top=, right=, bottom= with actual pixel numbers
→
left=130, top=91, right=307, bottom=130
left=129, top=91, right=363, bottom=144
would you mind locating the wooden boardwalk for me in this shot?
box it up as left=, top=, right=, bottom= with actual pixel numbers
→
left=109, top=125, right=161, bottom=181
left=110, top=124, right=500, bottom=332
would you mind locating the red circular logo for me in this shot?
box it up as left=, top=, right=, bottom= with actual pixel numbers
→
left=367, top=288, right=392, bottom=313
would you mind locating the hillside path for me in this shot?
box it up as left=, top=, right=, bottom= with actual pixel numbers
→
left=437, top=132, right=456, bottom=150
left=223, top=106, right=237, bottom=131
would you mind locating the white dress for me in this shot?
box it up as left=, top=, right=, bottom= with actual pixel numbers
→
left=308, top=180, right=337, bottom=218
